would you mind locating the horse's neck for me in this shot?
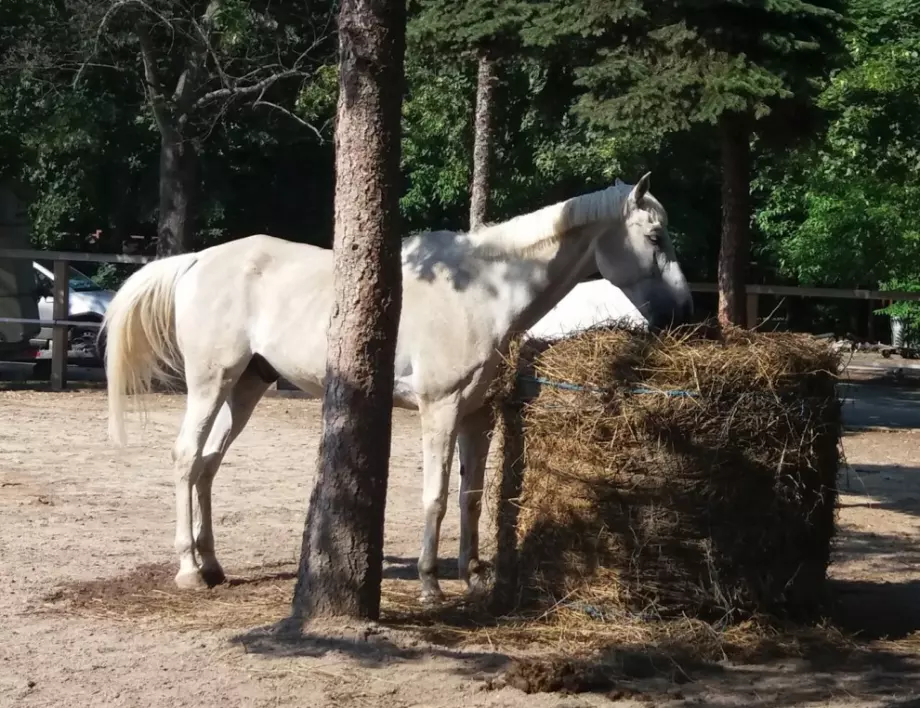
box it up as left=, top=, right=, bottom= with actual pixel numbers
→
left=412, top=184, right=627, bottom=338
left=478, top=228, right=601, bottom=338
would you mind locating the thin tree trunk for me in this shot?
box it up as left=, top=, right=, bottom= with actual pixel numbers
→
left=469, top=49, right=498, bottom=231
left=156, top=131, right=197, bottom=256
left=717, top=115, right=751, bottom=329
left=290, top=0, right=406, bottom=623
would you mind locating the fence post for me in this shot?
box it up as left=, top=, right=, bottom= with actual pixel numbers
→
left=50, top=258, right=69, bottom=391
left=746, top=292, right=759, bottom=330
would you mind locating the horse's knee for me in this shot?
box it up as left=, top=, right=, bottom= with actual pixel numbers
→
left=172, top=441, right=204, bottom=480
left=172, top=443, right=197, bottom=468
left=422, top=495, right=448, bottom=526
left=418, top=555, right=439, bottom=578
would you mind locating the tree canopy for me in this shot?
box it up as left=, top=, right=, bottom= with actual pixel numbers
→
left=0, top=0, right=914, bottom=334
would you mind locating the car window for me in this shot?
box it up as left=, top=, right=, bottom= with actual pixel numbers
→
left=68, top=269, right=103, bottom=292
left=35, top=261, right=103, bottom=292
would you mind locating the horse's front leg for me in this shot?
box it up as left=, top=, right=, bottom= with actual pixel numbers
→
left=457, top=406, right=495, bottom=594
left=417, top=400, right=459, bottom=604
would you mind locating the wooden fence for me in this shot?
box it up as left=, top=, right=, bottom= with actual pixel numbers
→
left=688, top=282, right=920, bottom=332
left=0, top=248, right=152, bottom=390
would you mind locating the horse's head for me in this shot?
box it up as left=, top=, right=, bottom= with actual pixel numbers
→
left=593, top=173, right=693, bottom=329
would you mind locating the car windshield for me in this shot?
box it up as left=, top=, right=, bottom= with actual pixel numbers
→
left=69, top=271, right=103, bottom=292
left=36, top=260, right=104, bottom=292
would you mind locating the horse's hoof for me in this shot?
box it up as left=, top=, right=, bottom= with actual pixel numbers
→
left=174, top=569, right=209, bottom=591
left=419, top=587, right=446, bottom=606
left=200, top=564, right=227, bottom=588
left=462, top=559, right=493, bottom=594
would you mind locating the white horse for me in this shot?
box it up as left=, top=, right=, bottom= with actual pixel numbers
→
left=526, top=275, right=650, bottom=340
left=102, top=173, right=692, bottom=603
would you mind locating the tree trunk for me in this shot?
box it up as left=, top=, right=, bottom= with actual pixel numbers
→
left=290, top=0, right=406, bottom=623
left=156, top=131, right=197, bottom=256
left=469, top=49, right=498, bottom=232
left=717, top=114, right=751, bottom=329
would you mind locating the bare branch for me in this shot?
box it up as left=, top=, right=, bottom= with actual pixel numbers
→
left=194, top=69, right=305, bottom=111
left=192, top=10, right=229, bottom=91
left=136, top=23, right=171, bottom=134
left=173, top=0, right=221, bottom=107
left=73, top=0, right=174, bottom=87
left=253, top=98, right=326, bottom=143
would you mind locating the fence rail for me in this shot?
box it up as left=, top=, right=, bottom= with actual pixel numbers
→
left=2, top=247, right=919, bottom=390
left=0, top=248, right=153, bottom=389
left=688, top=282, right=920, bottom=302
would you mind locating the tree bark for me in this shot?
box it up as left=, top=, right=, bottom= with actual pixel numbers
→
left=290, top=0, right=406, bottom=623
left=717, top=114, right=751, bottom=329
left=469, top=48, right=498, bottom=231
left=156, top=131, right=197, bottom=256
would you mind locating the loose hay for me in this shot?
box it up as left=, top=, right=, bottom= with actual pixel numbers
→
left=38, top=562, right=298, bottom=631
left=489, top=324, right=843, bottom=625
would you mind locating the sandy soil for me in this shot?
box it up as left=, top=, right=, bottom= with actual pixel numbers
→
left=1, top=389, right=919, bottom=708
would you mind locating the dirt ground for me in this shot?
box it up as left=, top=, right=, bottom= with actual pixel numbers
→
left=1, top=389, right=919, bottom=708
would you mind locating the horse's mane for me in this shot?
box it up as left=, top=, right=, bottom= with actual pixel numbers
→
left=402, top=180, right=666, bottom=264
left=466, top=182, right=664, bottom=259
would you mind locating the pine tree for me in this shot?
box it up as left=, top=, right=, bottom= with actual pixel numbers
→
left=525, top=0, right=849, bottom=327
left=408, top=0, right=528, bottom=229
left=291, top=0, right=406, bottom=622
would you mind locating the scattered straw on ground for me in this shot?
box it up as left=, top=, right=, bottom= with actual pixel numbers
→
left=34, top=560, right=882, bottom=666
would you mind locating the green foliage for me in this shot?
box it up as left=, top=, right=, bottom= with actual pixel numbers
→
left=0, top=0, right=339, bottom=252
left=874, top=278, right=920, bottom=348
left=0, top=0, right=914, bottom=343
left=408, top=0, right=529, bottom=54
left=522, top=0, right=847, bottom=147
left=399, top=58, right=476, bottom=230
left=755, top=0, right=920, bottom=293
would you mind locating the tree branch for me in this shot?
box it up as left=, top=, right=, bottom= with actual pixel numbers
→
left=253, top=92, right=327, bottom=143
left=191, top=1, right=229, bottom=90
left=193, top=69, right=305, bottom=111
left=73, top=0, right=174, bottom=87
left=174, top=0, right=221, bottom=110
left=136, top=23, right=171, bottom=134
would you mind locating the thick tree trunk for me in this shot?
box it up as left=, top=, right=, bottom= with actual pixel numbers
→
left=717, top=115, right=751, bottom=329
left=469, top=49, right=498, bottom=231
left=156, top=131, right=197, bottom=256
left=290, top=0, right=406, bottom=623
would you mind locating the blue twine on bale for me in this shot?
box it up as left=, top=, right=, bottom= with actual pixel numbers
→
left=518, top=375, right=699, bottom=398
left=515, top=376, right=821, bottom=421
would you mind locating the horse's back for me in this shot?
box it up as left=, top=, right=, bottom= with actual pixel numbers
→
left=173, top=234, right=335, bottom=365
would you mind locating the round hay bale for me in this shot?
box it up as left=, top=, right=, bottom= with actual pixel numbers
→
left=488, top=325, right=842, bottom=624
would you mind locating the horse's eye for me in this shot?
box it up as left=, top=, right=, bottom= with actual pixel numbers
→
left=648, top=230, right=661, bottom=245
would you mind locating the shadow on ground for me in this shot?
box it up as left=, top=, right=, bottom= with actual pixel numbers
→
left=35, top=553, right=920, bottom=704
left=838, top=461, right=920, bottom=520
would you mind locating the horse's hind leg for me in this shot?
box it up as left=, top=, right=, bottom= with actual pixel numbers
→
left=417, top=398, right=460, bottom=604
left=173, top=366, right=241, bottom=590
left=192, top=367, right=270, bottom=586
left=457, top=406, right=494, bottom=593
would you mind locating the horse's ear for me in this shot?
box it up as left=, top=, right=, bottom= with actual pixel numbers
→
left=628, top=172, right=651, bottom=209
left=614, top=177, right=625, bottom=186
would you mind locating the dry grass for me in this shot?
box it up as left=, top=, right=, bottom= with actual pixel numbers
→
left=488, top=323, right=843, bottom=624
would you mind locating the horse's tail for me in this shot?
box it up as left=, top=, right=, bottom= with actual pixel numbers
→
left=102, top=252, right=199, bottom=446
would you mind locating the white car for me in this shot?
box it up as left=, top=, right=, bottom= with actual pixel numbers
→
left=31, top=260, right=114, bottom=364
